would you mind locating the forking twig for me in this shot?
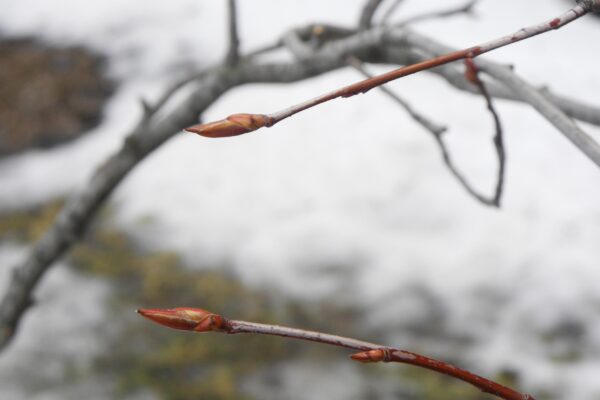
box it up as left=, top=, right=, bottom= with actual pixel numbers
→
left=185, top=1, right=593, bottom=144
left=137, top=307, right=535, bottom=400
left=347, top=55, right=506, bottom=207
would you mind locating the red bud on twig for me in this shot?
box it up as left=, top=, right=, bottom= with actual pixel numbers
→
left=185, top=113, right=272, bottom=138
left=351, top=348, right=393, bottom=363
left=137, top=307, right=225, bottom=332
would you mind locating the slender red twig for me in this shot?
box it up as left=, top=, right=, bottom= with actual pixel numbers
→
left=352, top=349, right=534, bottom=400
left=185, top=2, right=593, bottom=138
left=137, top=307, right=535, bottom=400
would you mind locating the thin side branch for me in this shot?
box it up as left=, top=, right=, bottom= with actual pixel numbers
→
left=186, top=2, right=591, bottom=138
left=444, top=58, right=505, bottom=207
left=395, top=0, right=479, bottom=27
left=225, top=0, right=241, bottom=65
left=358, top=0, right=385, bottom=30
left=137, top=307, right=536, bottom=400
left=380, top=0, right=405, bottom=25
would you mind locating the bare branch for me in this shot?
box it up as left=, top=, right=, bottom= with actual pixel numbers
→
left=395, top=0, right=479, bottom=27
left=481, top=63, right=600, bottom=168
left=186, top=2, right=591, bottom=138
left=137, top=307, right=536, bottom=400
left=225, top=0, right=241, bottom=65
left=358, top=0, right=385, bottom=30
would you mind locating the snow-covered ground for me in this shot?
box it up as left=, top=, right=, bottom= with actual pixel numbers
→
left=1, top=0, right=600, bottom=399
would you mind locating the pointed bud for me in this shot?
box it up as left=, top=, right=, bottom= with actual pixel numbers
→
left=350, top=349, right=391, bottom=363
left=137, top=307, right=225, bottom=332
left=185, top=113, right=272, bottom=138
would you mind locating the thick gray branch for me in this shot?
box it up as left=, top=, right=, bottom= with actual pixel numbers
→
left=481, top=63, right=600, bottom=167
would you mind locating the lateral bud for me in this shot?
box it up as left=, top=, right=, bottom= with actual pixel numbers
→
left=185, top=113, right=272, bottom=138
left=137, top=307, right=225, bottom=332
left=350, top=348, right=392, bottom=363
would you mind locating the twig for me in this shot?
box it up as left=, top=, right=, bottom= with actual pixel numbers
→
left=225, top=0, right=241, bottom=65
left=473, top=65, right=505, bottom=207
left=452, top=58, right=505, bottom=207
left=358, top=0, right=385, bottom=30
left=395, top=0, right=479, bottom=27
left=481, top=62, right=600, bottom=168
left=185, top=2, right=592, bottom=138
left=352, top=349, right=535, bottom=400
left=137, top=307, right=536, bottom=400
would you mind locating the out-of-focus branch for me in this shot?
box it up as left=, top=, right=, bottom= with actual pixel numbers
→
left=137, top=307, right=536, bottom=400
left=186, top=2, right=591, bottom=138
left=225, top=0, right=241, bottom=65
left=481, top=63, right=600, bottom=168
left=358, top=0, right=385, bottom=30
left=381, top=0, right=405, bottom=25
left=395, top=0, right=479, bottom=27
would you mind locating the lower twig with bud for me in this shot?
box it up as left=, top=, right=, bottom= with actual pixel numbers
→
left=138, top=307, right=535, bottom=400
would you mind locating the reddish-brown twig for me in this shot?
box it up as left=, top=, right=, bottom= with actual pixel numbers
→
left=352, top=349, right=534, bottom=400
left=137, top=307, right=535, bottom=400
left=186, top=2, right=593, bottom=138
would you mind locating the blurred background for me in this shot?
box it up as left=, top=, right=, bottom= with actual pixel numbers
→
left=0, top=0, right=599, bottom=399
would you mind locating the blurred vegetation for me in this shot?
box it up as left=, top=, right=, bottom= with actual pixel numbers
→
left=0, top=38, right=113, bottom=156
left=0, top=201, right=524, bottom=400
